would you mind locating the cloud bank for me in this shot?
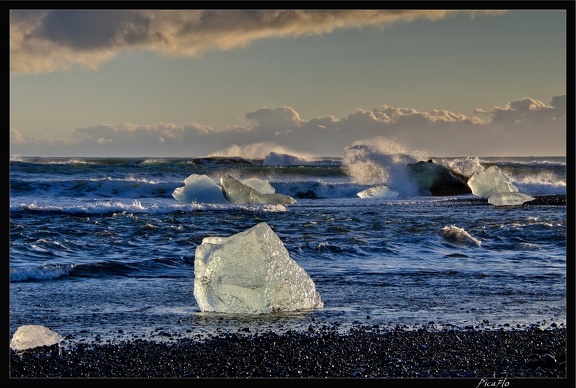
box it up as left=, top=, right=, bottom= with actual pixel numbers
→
left=10, top=96, right=566, bottom=158
left=10, top=9, right=506, bottom=75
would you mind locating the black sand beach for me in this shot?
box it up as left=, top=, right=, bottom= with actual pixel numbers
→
left=9, top=324, right=569, bottom=380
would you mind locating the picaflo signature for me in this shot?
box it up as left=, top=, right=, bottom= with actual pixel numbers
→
left=476, top=378, right=510, bottom=388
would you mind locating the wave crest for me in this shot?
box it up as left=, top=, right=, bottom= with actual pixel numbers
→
left=342, top=138, right=427, bottom=196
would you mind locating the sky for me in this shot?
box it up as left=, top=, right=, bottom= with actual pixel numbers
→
left=9, top=7, right=569, bottom=159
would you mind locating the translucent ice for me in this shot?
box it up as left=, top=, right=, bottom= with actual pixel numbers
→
left=241, top=177, right=276, bottom=194
left=357, top=185, right=399, bottom=199
left=467, top=166, right=518, bottom=197
left=10, top=325, right=63, bottom=352
left=488, top=192, right=535, bottom=206
left=220, top=175, right=296, bottom=205
left=172, top=174, right=229, bottom=204
left=194, top=222, right=323, bottom=314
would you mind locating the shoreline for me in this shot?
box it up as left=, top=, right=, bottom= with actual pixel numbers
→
left=10, top=325, right=568, bottom=379
left=445, top=194, right=566, bottom=206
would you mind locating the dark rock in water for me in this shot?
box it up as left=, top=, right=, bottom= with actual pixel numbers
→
left=295, top=189, right=318, bottom=199
left=407, top=160, right=471, bottom=196
left=190, top=157, right=258, bottom=165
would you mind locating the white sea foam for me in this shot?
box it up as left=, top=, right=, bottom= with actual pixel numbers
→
left=10, top=265, right=73, bottom=282
left=342, top=138, right=428, bottom=196
left=432, top=156, right=484, bottom=178
left=511, top=172, right=566, bottom=195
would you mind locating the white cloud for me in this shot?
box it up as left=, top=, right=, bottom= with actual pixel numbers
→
left=491, top=96, right=566, bottom=129
left=245, top=106, right=303, bottom=132
left=9, top=96, right=566, bottom=158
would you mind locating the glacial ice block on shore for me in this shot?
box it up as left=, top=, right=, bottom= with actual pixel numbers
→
left=467, top=166, right=518, bottom=197
left=467, top=166, right=534, bottom=206
left=10, top=325, right=63, bottom=352
left=193, top=222, right=323, bottom=314
left=488, top=192, right=535, bottom=206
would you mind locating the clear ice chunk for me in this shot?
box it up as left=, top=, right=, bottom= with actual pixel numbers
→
left=241, top=177, right=276, bottom=194
left=172, top=174, right=229, bottom=204
left=194, top=222, right=323, bottom=314
left=488, top=192, right=535, bottom=206
left=467, top=166, right=518, bottom=197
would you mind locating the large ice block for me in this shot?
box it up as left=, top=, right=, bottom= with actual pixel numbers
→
left=172, top=174, right=229, bottom=204
left=220, top=175, right=296, bottom=205
left=194, top=222, right=323, bottom=314
left=467, top=166, right=518, bottom=197
left=241, top=178, right=276, bottom=194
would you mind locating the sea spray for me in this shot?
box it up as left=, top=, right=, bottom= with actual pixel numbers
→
left=342, top=138, right=427, bottom=196
left=431, top=156, right=484, bottom=179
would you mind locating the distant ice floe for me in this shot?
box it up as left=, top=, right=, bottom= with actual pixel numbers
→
left=467, top=165, right=535, bottom=206
left=172, top=174, right=296, bottom=205
left=172, top=159, right=537, bottom=206
left=172, top=174, right=229, bottom=204
left=220, top=175, right=296, bottom=205
left=194, top=222, right=323, bottom=314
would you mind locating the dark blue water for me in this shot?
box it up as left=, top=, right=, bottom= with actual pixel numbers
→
left=9, top=154, right=567, bottom=344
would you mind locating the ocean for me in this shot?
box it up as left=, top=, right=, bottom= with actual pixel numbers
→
left=9, top=151, right=567, bottom=346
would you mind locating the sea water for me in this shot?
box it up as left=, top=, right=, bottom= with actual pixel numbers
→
left=9, top=151, right=567, bottom=344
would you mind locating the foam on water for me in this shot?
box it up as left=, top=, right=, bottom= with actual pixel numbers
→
left=511, top=172, right=567, bottom=195
left=10, top=265, right=74, bottom=282
left=431, top=156, right=484, bottom=178
left=341, top=138, right=428, bottom=196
